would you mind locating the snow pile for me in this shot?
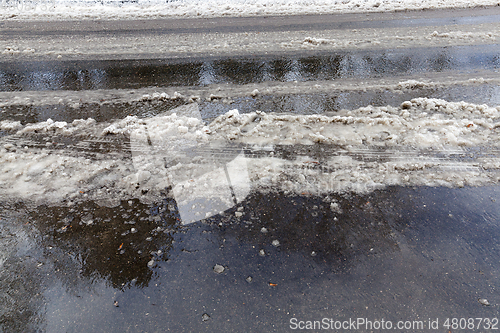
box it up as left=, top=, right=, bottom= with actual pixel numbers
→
left=17, top=118, right=98, bottom=136
left=429, top=30, right=497, bottom=40
left=2, top=99, right=500, bottom=223
left=208, top=98, right=500, bottom=148
left=0, top=89, right=196, bottom=109
left=1, top=0, right=499, bottom=21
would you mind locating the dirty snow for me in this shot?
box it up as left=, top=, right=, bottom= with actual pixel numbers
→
left=2, top=100, right=500, bottom=224
left=1, top=73, right=499, bottom=111
left=1, top=0, right=499, bottom=21
left=1, top=21, right=499, bottom=60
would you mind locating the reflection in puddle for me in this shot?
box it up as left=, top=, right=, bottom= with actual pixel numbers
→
left=217, top=191, right=399, bottom=266
left=0, top=197, right=178, bottom=331
left=1, top=56, right=500, bottom=330
left=32, top=199, right=178, bottom=289
left=1, top=45, right=499, bottom=92
left=1, top=186, right=500, bottom=331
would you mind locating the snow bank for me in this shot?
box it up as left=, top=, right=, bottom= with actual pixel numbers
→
left=2, top=99, right=500, bottom=220
left=206, top=98, right=500, bottom=147
left=1, top=0, right=499, bottom=21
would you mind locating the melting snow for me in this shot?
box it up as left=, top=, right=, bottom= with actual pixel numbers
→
left=1, top=0, right=499, bottom=20
left=2, top=99, right=500, bottom=223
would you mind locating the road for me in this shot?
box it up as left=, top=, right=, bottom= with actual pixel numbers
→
left=1, top=7, right=500, bottom=60
left=1, top=8, right=500, bottom=332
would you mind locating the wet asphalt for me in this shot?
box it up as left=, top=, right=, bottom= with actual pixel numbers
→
left=1, top=9, right=500, bottom=333
left=2, top=186, right=500, bottom=332
left=1, top=44, right=500, bottom=125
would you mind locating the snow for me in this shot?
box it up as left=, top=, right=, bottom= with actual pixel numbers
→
left=1, top=0, right=499, bottom=221
left=0, top=0, right=499, bottom=21
left=207, top=98, right=500, bottom=147
left=1, top=22, right=497, bottom=61
left=1, top=99, right=500, bottom=224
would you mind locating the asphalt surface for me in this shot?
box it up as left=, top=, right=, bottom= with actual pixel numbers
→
left=1, top=8, right=500, bottom=332
left=1, top=7, right=500, bottom=61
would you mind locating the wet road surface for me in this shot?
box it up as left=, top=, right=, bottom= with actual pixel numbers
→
left=1, top=44, right=499, bottom=124
left=1, top=8, right=500, bottom=332
left=2, top=186, right=500, bottom=331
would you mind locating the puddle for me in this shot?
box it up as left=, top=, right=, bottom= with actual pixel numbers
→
left=1, top=44, right=499, bottom=124
left=1, top=45, right=499, bottom=92
left=1, top=186, right=500, bottom=331
left=1, top=82, right=500, bottom=126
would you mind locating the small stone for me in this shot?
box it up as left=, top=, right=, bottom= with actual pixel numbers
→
left=113, top=300, right=119, bottom=307
left=251, top=89, right=259, bottom=97
left=213, top=264, right=225, bottom=274
left=272, top=240, right=280, bottom=247
left=147, top=259, right=155, bottom=267
left=311, top=251, right=317, bottom=256
left=478, top=298, right=490, bottom=306
left=202, top=313, right=210, bottom=322
left=260, top=227, right=268, bottom=234
left=235, top=211, right=243, bottom=218
left=246, top=276, right=252, bottom=283
left=259, top=249, right=266, bottom=256
left=131, top=228, right=137, bottom=233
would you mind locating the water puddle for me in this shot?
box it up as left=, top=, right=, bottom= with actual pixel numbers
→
left=1, top=45, right=499, bottom=92
left=1, top=186, right=500, bottom=331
